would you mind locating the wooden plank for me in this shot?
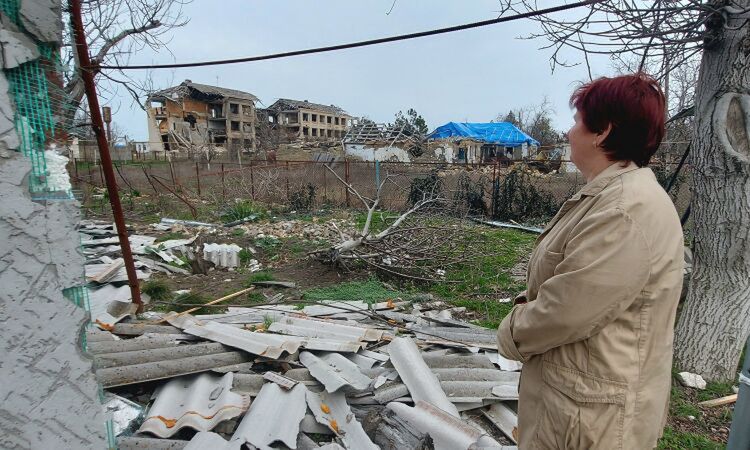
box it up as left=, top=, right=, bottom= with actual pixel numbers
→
left=87, top=258, right=124, bottom=283
left=698, top=394, right=738, bottom=408
left=481, top=402, right=518, bottom=444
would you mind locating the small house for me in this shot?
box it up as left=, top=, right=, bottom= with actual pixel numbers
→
left=427, top=122, right=539, bottom=164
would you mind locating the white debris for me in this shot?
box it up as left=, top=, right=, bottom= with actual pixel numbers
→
left=203, top=243, right=242, bottom=268
left=677, top=372, right=707, bottom=390
left=44, top=150, right=72, bottom=192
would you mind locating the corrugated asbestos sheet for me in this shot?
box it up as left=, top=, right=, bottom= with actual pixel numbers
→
left=269, top=315, right=384, bottom=342
left=388, top=401, right=507, bottom=450
left=82, top=257, right=525, bottom=450
left=306, top=390, right=378, bottom=450
left=300, top=351, right=372, bottom=393
left=231, top=382, right=307, bottom=449
left=138, top=373, right=249, bottom=438
left=388, top=337, right=460, bottom=417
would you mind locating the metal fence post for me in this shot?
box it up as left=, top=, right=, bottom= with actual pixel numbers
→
left=221, top=163, right=226, bottom=201
left=727, top=334, right=750, bottom=449
left=285, top=160, right=290, bottom=200
left=249, top=160, right=255, bottom=200
left=345, top=160, right=351, bottom=207
left=375, top=160, right=381, bottom=189
left=195, top=162, right=201, bottom=196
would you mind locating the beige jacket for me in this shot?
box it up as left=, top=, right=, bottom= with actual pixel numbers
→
left=498, top=162, right=684, bottom=449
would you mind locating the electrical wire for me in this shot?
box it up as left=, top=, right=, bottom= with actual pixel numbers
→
left=98, top=0, right=601, bottom=70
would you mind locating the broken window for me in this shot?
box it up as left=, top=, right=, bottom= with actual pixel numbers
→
left=231, top=121, right=240, bottom=131
left=242, top=105, right=253, bottom=115
left=312, top=114, right=317, bottom=122
left=312, top=128, right=318, bottom=137
left=341, top=118, right=348, bottom=127
left=242, top=122, right=253, bottom=132
left=303, top=113, right=309, bottom=121
left=327, top=129, right=332, bottom=137
left=327, top=116, right=332, bottom=124
left=335, top=117, right=340, bottom=125
left=230, top=103, right=239, bottom=114
left=303, top=127, right=309, bottom=136
left=185, top=114, right=197, bottom=129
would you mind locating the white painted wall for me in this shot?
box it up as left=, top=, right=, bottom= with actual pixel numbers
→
left=344, top=143, right=412, bottom=162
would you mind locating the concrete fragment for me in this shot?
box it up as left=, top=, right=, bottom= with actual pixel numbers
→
left=0, top=16, right=40, bottom=68
left=19, top=0, right=63, bottom=43
left=678, top=372, right=707, bottom=390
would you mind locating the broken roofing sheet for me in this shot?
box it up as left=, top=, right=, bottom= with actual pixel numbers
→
left=85, top=254, right=523, bottom=449
left=388, top=401, right=507, bottom=450
left=138, top=372, right=249, bottom=438
left=231, top=382, right=307, bottom=449
left=306, top=390, right=379, bottom=450
left=300, top=351, right=372, bottom=393
left=388, top=337, right=460, bottom=417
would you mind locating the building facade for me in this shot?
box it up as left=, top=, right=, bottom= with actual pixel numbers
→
left=266, top=99, right=351, bottom=140
left=147, top=80, right=259, bottom=155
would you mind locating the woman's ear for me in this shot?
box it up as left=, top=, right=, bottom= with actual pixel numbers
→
left=597, top=123, right=613, bottom=143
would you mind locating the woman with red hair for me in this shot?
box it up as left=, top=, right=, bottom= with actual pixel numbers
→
left=498, top=73, right=684, bottom=449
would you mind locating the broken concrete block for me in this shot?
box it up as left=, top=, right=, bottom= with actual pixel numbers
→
left=19, top=0, right=62, bottom=43
left=0, top=13, right=40, bottom=69
left=677, top=372, right=707, bottom=390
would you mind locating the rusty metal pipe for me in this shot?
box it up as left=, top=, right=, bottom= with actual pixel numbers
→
left=70, top=0, right=142, bottom=311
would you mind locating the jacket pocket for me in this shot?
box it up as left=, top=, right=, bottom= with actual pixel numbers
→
left=528, top=249, right=564, bottom=293
left=532, top=360, right=627, bottom=450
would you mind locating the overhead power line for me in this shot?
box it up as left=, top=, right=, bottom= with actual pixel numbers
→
left=99, top=0, right=600, bottom=71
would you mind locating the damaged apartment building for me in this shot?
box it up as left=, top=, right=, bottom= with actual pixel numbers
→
left=265, top=98, right=352, bottom=141
left=147, top=80, right=259, bottom=155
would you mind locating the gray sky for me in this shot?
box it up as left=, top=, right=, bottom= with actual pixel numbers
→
left=107, top=0, right=615, bottom=141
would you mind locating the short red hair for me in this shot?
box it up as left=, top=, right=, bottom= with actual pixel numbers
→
left=570, top=73, right=666, bottom=167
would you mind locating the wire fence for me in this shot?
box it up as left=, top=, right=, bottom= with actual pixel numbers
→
left=69, top=158, right=693, bottom=227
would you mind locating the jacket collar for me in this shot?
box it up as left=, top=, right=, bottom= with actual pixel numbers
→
left=536, top=161, right=640, bottom=240
left=576, top=161, right=640, bottom=198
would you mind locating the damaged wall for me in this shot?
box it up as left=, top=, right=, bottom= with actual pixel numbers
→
left=0, top=1, right=106, bottom=448
left=344, top=143, right=412, bottom=162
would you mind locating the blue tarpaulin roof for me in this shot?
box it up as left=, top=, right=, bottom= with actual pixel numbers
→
left=427, top=122, right=540, bottom=147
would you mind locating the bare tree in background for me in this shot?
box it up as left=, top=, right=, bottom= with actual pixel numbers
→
left=498, top=0, right=750, bottom=381
left=62, top=0, right=189, bottom=130
left=497, top=97, right=563, bottom=147
left=311, top=165, right=489, bottom=283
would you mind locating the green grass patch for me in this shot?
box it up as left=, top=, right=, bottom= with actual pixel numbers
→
left=246, top=271, right=275, bottom=284
left=303, top=279, right=402, bottom=303
left=231, top=228, right=246, bottom=237
left=429, top=228, right=535, bottom=301
left=239, top=248, right=255, bottom=265
left=149, top=291, right=211, bottom=313
left=696, top=381, right=735, bottom=403
left=141, top=280, right=172, bottom=301
left=670, top=385, right=701, bottom=418
left=254, top=236, right=281, bottom=253
left=657, top=427, right=723, bottom=450
left=155, top=232, right=188, bottom=243
left=354, top=211, right=391, bottom=234
left=221, top=200, right=265, bottom=223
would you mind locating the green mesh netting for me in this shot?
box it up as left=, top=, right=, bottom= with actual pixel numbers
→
left=6, top=55, right=55, bottom=193
left=0, top=0, right=19, bottom=24
left=63, top=285, right=90, bottom=310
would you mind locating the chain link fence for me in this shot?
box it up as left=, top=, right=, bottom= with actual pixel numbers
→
left=69, top=157, right=692, bottom=226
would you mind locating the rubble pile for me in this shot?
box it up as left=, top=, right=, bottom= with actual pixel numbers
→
left=92, top=298, right=520, bottom=449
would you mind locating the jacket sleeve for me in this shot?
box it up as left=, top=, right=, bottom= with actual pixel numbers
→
left=498, top=207, right=651, bottom=362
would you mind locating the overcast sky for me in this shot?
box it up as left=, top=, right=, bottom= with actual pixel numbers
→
left=106, top=0, right=616, bottom=141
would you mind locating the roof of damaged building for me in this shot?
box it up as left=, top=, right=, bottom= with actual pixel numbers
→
left=268, top=98, right=349, bottom=116
left=428, top=122, right=540, bottom=147
left=149, top=79, right=259, bottom=103
left=343, top=122, right=417, bottom=145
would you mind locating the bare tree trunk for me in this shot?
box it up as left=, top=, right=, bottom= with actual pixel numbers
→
left=675, top=3, right=750, bottom=382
